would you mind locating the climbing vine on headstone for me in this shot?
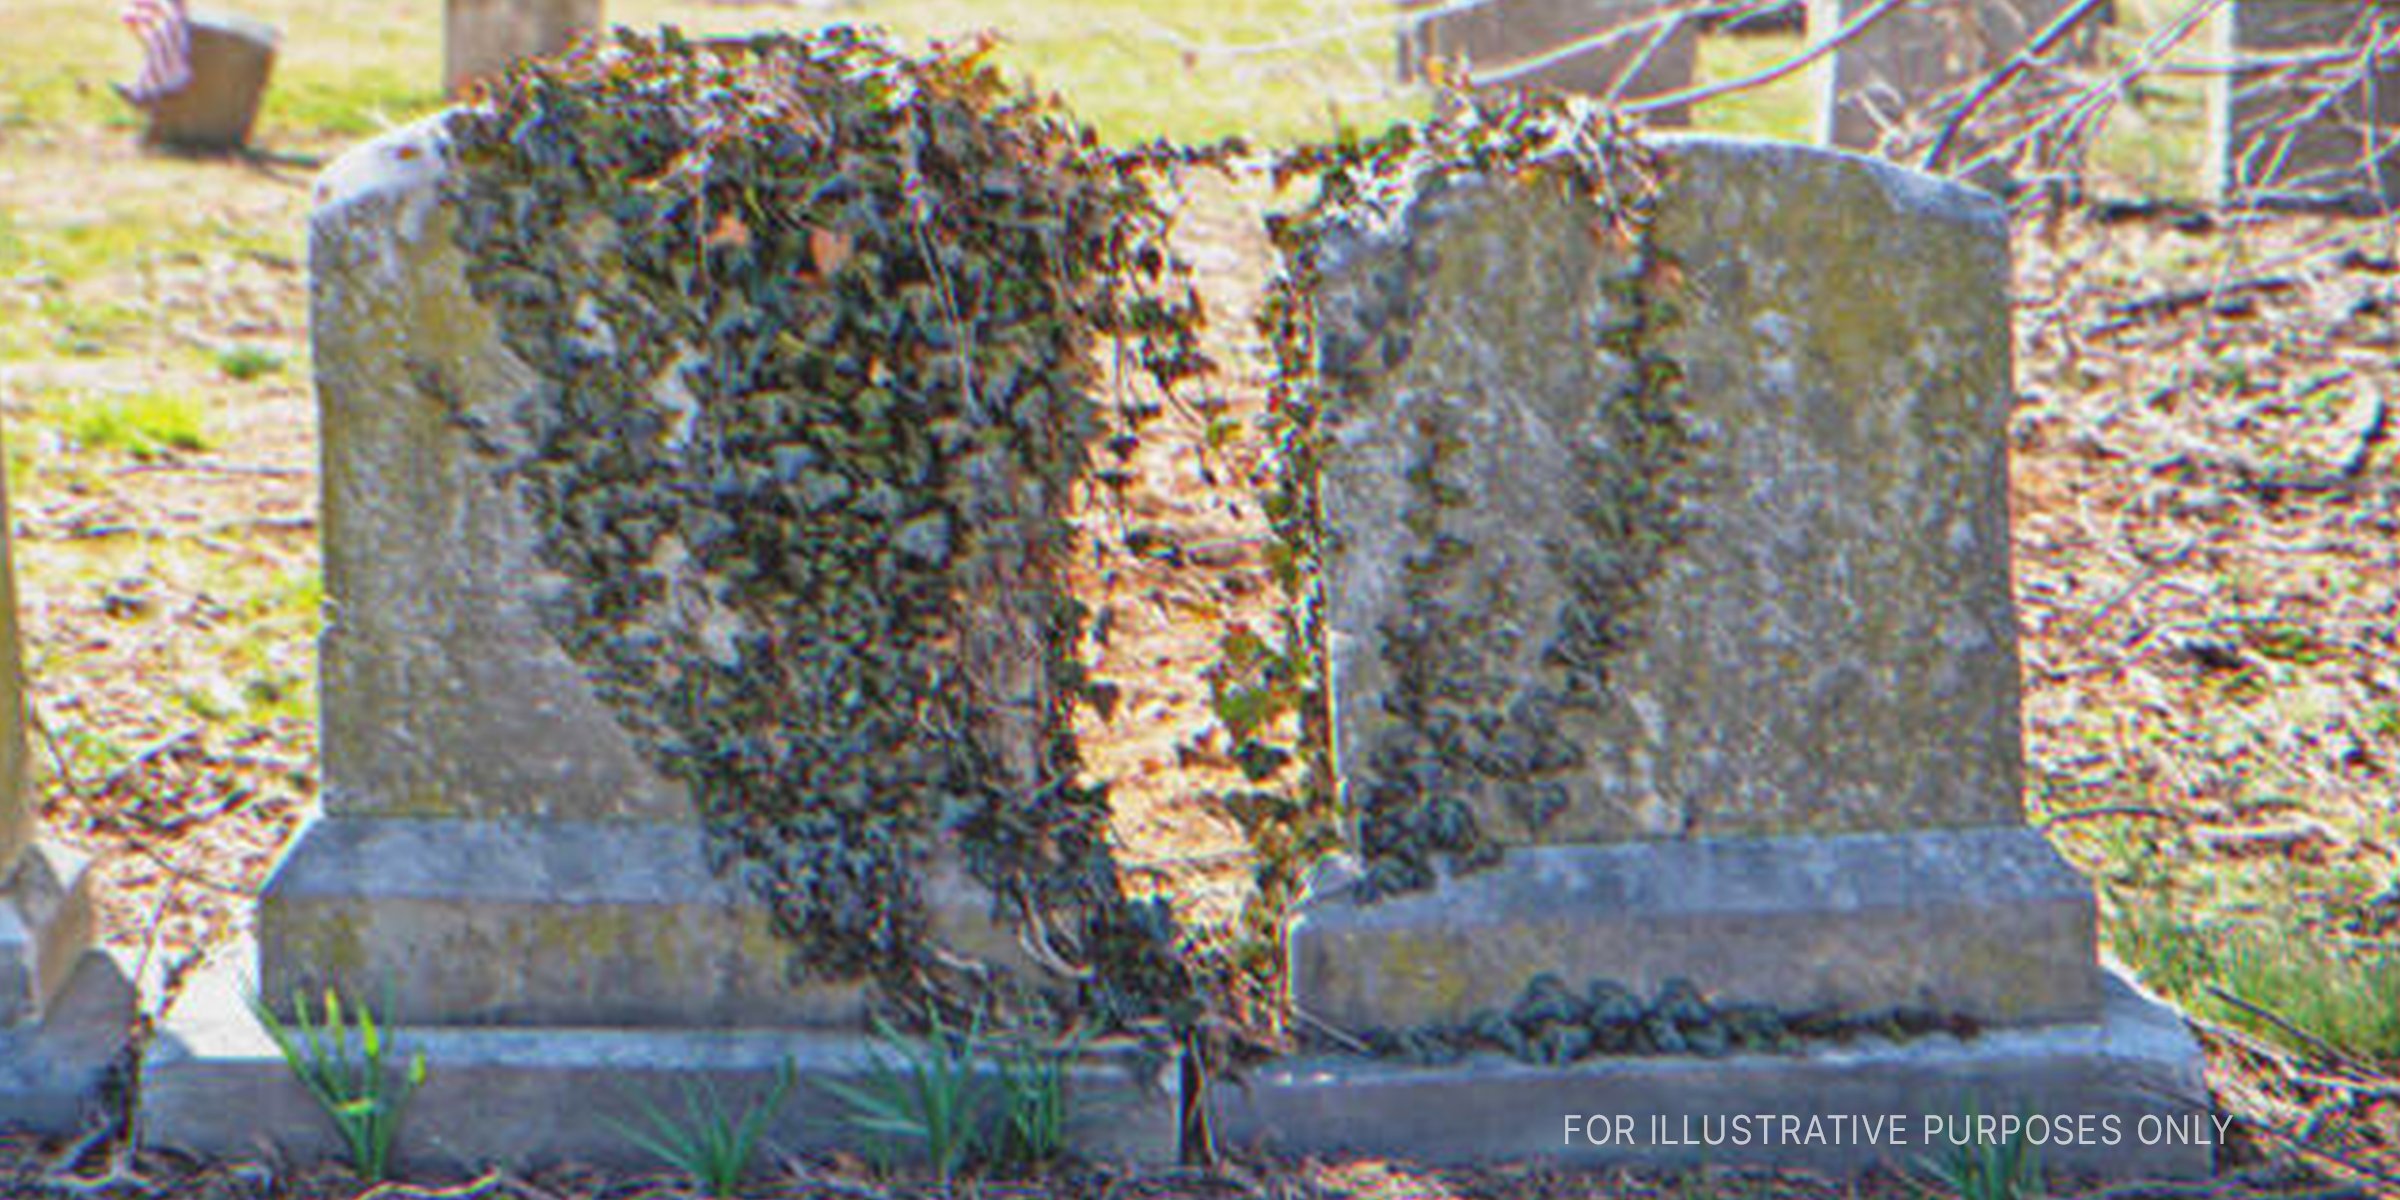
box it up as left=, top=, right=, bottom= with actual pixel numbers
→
left=1222, top=93, right=1694, bottom=950
left=442, top=26, right=1217, bottom=1024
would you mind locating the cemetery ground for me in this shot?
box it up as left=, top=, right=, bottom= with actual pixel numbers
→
left=2, top=0, right=2399, bottom=1195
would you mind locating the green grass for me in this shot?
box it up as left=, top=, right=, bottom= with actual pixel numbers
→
left=2113, top=907, right=2400, bottom=1063
left=607, top=1061, right=797, bottom=1197
left=260, top=66, right=445, bottom=140
left=249, top=985, right=430, bottom=1183
left=1691, top=32, right=1815, bottom=143
left=58, top=390, right=213, bottom=458
left=215, top=344, right=285, bottom=382
left=37, top=292, right=151, bottom=357
left=0, top=13, right=135, bottom=132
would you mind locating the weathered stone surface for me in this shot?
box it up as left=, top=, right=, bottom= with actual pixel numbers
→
left=144, top=12, right=277, bottom=153
left=2208, top=0, right=2400, bottom=211
left=1318, top=134, right=2022, bottom=848
left=259, top=817, right=1038, bottom=1027
left=149, top=950, right=1176, bottom=1170
left=1396, top=0, right=1698, bottom=123
left=1219, top=969, right=2211, bottom=1178
left=444, top=0, right=600, bottom=95
left=0, top=948, right=141, bottom=1132
left=1273, top=131, right=2202, bottom=1176
left=1812, top=0, right=2102, bottom=174
left=1, top=844, right=109, bottom=1030
left=310, top=117, right=690, bottom=829
left=1292, top=829, right=2100, bottom=1031
left=266, top=111, right=1030, bottom=1031
left=260, top=818, right=866, bottom=1027
left=0, top=454, right=29, bottom=883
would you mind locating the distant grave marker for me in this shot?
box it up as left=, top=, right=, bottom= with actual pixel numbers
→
left=444, top=0, right=600, bottom=95
left=1396, top=0, right=1699, bottom=123
left=2208, top=0, right=2400, bottom=211
left=1812, top=0, right=2103, bottom=178
left=144, top=11, right=278, bottom=153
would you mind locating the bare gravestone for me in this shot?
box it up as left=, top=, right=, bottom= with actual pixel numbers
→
left=0, top=440, right=136, bottom=1131
left=2209, top=0, right=2400, bottom=211
left=142, top=111, right=1167, bottom=1169
left=444, top=0, right=600, bottom=95
left=1397, top=0, right=1698, bottom=124
left=1218, top=135, right=2209, bottom=1175
left=1812, top=0, right=2102, bottom=175
left=143, top=12, right=278, bottom=153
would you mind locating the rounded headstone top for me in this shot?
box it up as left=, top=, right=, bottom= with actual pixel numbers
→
left=1648, top=132, right=2008, bottom=241
left=188, top=9, right=281, bottom=45
left=312, top=110, right=459, bottom=218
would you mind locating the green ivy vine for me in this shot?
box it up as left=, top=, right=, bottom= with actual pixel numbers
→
left=1221, top=90, right=1696, bottom=951
left=442, top=26, right=1219, bottom=1027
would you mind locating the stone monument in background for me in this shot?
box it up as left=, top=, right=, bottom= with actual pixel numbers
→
left=1397, top=0, right=1700, bottom=124
left=143, top=11, right=279, bottom=153
left=445, top=0, right=601, bottom=95
left=1813, top=0, right=2103, bottom=176
left=2208, top=0, right=2400, bottom=211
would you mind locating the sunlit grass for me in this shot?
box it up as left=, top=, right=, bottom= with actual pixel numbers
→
left=53, top=390, right=213, bottom=459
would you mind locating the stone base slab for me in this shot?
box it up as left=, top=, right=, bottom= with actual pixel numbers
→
left=259, top=816, right=1029, bottom=1029
left=144, top=948, right=1176, bottom=1172
left=0, top=838, right=134, bottom=1134
left=1219, top=969, right=2211, bottom=1178
left=1292, top=828, right=2100, bottom=1032
left=2, top=842, right=106, bottom=1026
left=0, top=946, right=138, bottom=1134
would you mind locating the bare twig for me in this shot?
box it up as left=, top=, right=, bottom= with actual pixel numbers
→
left=1622, top=0, right=1913, bottom=116
left=2037, top=803, right=2189, bottom=828
left=1920, top=0, right=2113, bottom=173
left=25, top=702, right=88, bottom=801
left=2204, top=984, right=2388, bottom=1081
left=355, top=1168, right=508, bottom=1200
left=1291, top=1005, right=1373, bottom=1055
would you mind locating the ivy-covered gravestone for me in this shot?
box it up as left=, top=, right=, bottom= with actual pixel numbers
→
left=1223, top=110, right=2209, bottom=1174
left=147, top=32, right=1193, bottom=1169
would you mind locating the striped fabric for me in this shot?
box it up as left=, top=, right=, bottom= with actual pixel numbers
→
left=118, top=0, right=192, bottom=104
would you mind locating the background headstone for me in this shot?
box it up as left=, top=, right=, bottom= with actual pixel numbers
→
left=0, top=432, right=136, bottom=1131
left=444, top=0, right=601, bottom=95
left=144, top=12, right=278, bottom=153
left=1397, top=0, right=1699, bottom=124
left=1812, top=0, right=2103, bottom=176
left=2208, top=0, right=2400, bottom=211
